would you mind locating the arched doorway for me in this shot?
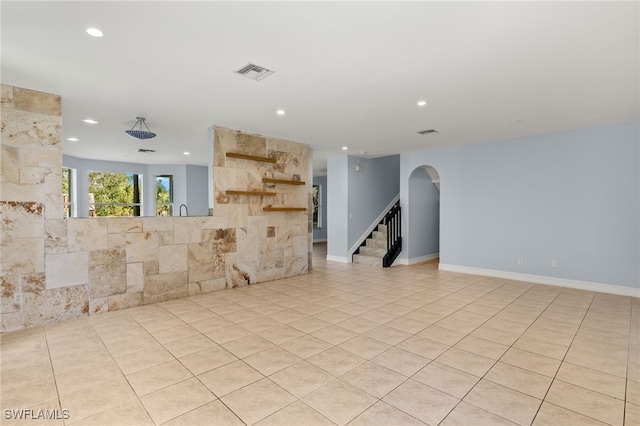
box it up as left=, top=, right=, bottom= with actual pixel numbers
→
left=407, top=165, right=440, bottom=265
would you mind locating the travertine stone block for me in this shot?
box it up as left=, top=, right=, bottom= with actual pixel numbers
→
left=285, top=256, right=308, bottom=278
left=293, top=235, right=308, bottom=257
left=1, top=144, right=20, bottom=184
left=108, top=292, right=143, bottom=311
left=173, top=217, right=203, bottom=244
left=187, top=242, right=214, bottom=283
left=45, top=219, right=67, bottom=253
left=1, top=202, right=44, bottom=239
left=108, top=217, right=142, bottom=234
left=89, top=249, right=126, bottom=298
left=45, top=252, right=88, bottom=289
left=1, top=275, right=21, bottom=314
left=126, top=232, right=159, bottom=263
left=158, top=231, right=173, bottom=245
left=90, top=297, right=109, bottom=315
left=22, top=272, right=46, bottom=294
left=0, top=312, right=23, bottom=332
left=1, top=237, right=45, bottom=276
left=202, top=228, right=236, bottom=253
left=201, top=216, right=226, bottom=230
left=1, top=84, right=14, bottom=108
left=107, top=233, right=126, bottom=250
left=1, top=108, right=61, bottom=149
left=158, top=244, right=188, bottom=274
left=13, top=87, right=62, bottom=116
left=200, top=278, right=227, bottom=293
left=237, top=133, right=266, bottom=157
left=143, top=272, right=188, bottom=304
left=22, top=285, right=88, bottom=328
left=127, top=262, right=144, bottom=293
left=143, top=217, right=173, bottom=233
left=67, top=218, right=107, bottom=252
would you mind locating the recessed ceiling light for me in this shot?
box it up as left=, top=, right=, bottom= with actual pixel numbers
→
left=83, top=119, right=98, bottom=124
left=67, top=137, right=79, bottom=142
left=183, top=152, right=190, bottom=155
left=342, top=146, right=348, bottom=150
left=417, top=100, right=427, bottom=106
left=276, top=110, right=285, bottom=116
left=86, top=27, right=103, bottom=37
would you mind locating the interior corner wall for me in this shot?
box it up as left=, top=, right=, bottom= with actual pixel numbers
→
left=407, top=167, right=440, bottom=259
left=327, top=156, right=349, bottom=260
left=312, top=176, right=328, bottom=242
left=400, top=120, right=640, bottom=291
left=347, top=155, right=400, bottom=250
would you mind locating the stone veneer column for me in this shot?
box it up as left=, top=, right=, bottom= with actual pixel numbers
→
left=0, top=85, right=89, bottom=331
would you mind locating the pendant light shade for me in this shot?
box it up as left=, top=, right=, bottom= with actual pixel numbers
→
left=125, top=117, right=156, bottom=140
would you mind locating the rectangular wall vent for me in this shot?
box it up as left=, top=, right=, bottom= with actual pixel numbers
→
left=137, top=148, right=156, bottom=153
left=417, top=129, right=439, bottom=135
left=234, top=62, right=274, bottom=81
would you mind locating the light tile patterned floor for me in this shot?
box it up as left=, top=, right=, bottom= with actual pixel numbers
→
left=1, top=244, right=638, bottom=426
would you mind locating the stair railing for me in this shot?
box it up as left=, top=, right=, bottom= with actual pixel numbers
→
left=382, top=201, right=402, bottom=267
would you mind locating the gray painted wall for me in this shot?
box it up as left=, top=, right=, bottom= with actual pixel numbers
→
left=63, top=155, right=209, bottom=217
left=327, top=156, right=349, bottom=258
left=400, top=120, right=639, bottom=289
left=327, top=154, right=400, bottom=259
left=347, top=155, right=400, bottom=251
left=186, top=164, right=210, bottom=216
left=408, top=167, right=440, bottom=259
left=313, top=176, right=328, bottom=241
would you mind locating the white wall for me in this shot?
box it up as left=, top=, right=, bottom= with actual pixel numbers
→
left=400, top=120, right=639, bottom=293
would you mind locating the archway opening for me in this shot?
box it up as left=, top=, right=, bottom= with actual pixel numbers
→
left=407, top=165, right=440, bottom=266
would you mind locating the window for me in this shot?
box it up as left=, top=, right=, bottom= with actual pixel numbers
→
left=156, top=175, right=173, bottom=216
left=88, top=171, right=143, bottom=217
left=62, top=167, right=75, bottom=218
left=313, top=184, right=322, bottom=228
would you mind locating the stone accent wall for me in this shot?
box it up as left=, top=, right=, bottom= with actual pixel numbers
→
left=212, top=126, right=311, bottom=285
left=0, top=85, right=312, bottom=332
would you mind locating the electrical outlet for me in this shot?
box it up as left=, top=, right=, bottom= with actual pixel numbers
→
left=551, top=260, right=558, bottom=268
left=517, top=258, right=524, bottom=266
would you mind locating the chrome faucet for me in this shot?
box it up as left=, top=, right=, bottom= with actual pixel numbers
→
left=179, top=204, right=188, bottom=216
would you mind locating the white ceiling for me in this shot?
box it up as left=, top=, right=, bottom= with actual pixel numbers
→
left=2, top=1, right=638, bottom=176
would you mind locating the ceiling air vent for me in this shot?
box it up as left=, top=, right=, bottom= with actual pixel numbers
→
left=234, top=62, right=274, bottom=81
left=417, top=129, right=439, bottom=135
left=137, top=148, right=156, bottom=153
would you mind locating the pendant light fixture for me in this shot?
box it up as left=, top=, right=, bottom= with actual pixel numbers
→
left=125, top=117, right=156, bottom=140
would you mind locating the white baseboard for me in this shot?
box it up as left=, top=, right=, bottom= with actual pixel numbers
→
left=326, top=255, right=349, bottom=263
left=438, top=264, right=640, bottom=298
left=313, top=238, right=327, bottom=243
left=397, top=253, right=439, bottom=266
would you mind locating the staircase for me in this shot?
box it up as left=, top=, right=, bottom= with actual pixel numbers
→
left=352, top=200, right=402, bottom=267
left=353, top=224, right=388, bottom=266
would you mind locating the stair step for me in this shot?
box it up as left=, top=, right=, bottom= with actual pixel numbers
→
left=377, top=224, right=387, bottom=233
left=353, top=254, right=382, bottom=267
left=366, top=238, right=387, bottom=249
left=360, top=246, right=387, bottom=257
left=372, top=231, right=386, bottom=240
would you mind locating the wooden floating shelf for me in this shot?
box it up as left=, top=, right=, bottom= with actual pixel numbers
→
left=226, top=152, right=277, bottom=163
left=263, top=207, right=307, bottom=212
left=226, top=190, right=276, bottom=196
left=262, top=178, right=306, bottom=185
